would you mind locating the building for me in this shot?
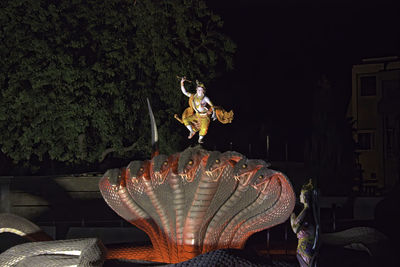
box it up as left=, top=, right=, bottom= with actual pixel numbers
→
left=348, top=56, right=400, bottom=194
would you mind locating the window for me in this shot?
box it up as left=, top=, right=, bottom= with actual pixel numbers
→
left=357, top=132, right=375, bottom=150
left=360, top=76, right=377, bottom=96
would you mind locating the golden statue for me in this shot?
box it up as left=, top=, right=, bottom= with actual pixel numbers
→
left=174, top=77, right=233, bottom=143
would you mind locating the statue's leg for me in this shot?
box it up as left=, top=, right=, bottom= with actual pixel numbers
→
left=183, top=115, right=196, bottom=139
left=187, top=126, right=196, bottom=139
left=198, top=116, right=210, bottom=143
left=198, top=135, right=204, bottom=143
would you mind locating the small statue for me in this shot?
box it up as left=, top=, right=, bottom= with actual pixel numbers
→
left=290, top=179, right=320, bottom=267
left=175, top=76, right=233, bottom=144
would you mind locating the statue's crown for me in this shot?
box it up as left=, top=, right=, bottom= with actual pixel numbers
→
left=196, top=80, right=205, bottom=89
left=301, top=178, right=314, bottom=193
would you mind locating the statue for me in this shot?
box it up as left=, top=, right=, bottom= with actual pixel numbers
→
left=290, top=179, right=320, bottom=267
left=174, top=76, right=234, bottom=143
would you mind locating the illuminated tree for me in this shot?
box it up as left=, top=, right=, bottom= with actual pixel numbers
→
left=0, top=0, right=235, bottom=167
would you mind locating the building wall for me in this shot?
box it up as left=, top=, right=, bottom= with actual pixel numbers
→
left=351, top=58, right=400, bottom=193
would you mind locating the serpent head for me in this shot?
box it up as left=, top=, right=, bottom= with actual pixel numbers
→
left=104, top=168, right=125, bottom=190
left=249, top=167, right=277, bottom=192
left=205, top=151, right=243, bottom=182
left=151, top=153, right=179, bottom=184
left=178, top=147, right=208, bottom=182
left=233, top=159, right=267, bottom=186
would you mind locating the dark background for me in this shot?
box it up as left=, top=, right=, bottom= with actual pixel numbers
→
left=199, top=0, right=400, bottom=161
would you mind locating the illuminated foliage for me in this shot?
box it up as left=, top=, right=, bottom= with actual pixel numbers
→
left=0, top=0, right=235, bottom=166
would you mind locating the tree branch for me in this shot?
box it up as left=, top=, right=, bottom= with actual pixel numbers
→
left=99, top=141, right=139, bottom=162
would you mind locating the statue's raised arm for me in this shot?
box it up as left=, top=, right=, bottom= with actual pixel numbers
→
left=180, top=77, right=191, bottom=97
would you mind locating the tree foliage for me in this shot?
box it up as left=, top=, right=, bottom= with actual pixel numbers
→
left=0, top=0, right=236, bottom=167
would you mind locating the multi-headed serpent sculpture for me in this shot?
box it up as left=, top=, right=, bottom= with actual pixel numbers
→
left=100, top=146, right=296, bottom=263
left=0, top=100, right=296, bottom=265
left=99, top=99, right=296, bottom=263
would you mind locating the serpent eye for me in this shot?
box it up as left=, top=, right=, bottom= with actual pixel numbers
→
left=215, top=159, right=220, bottom=164
left=163, top=161, right=168, bottom=166
left=188, top=160, right=194, bottom=165
left=242, top=164, right=247, bottom=169
left=258, top=175, right=264, bottom=179
left=139, top=167, right=144, bottom=172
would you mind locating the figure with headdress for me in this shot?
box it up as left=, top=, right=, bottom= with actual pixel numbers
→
left=175, top=77, right=234, bottom=144
left=290, top=179, right=320, bottom=267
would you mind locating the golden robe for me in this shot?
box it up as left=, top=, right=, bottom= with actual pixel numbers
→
left=174, top=95, right=234, bottom=136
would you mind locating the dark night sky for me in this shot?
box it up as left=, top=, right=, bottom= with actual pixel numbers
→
left=200, top=0, right=400, bottom=159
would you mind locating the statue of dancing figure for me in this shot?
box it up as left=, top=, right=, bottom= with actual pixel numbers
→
left=175, top=76, right=234, bottom=144
left=290, top=179, right=320, bottom=267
